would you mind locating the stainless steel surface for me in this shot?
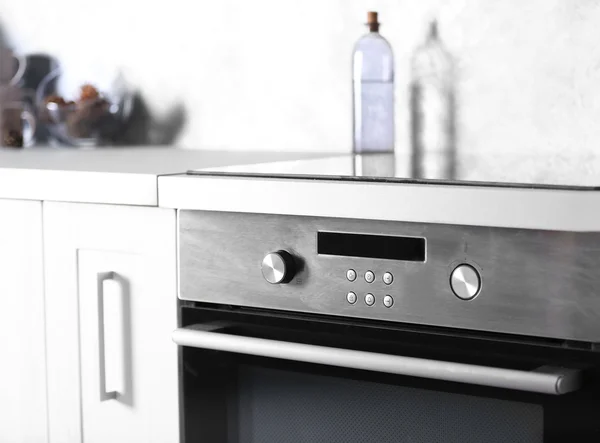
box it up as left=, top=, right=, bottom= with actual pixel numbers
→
left=450, top=264, right=481, bottom=301
left=365, top=293, right=375, bottom=306
left=97, top=271, right=117, bottom=401
left=179, top=210, right=600, bottom=343
left=261, top=251, right=295, bottom=284
left=172, top=323, right=582, bottom=395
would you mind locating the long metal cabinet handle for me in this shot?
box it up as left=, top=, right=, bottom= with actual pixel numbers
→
left=172, top=324, right=582, bottom=395
left=97, top=272, right=118, bottom=401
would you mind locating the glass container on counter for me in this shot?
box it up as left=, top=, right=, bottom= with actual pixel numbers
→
left=352, top=11, right=395, bottom=154
left=410, top=20, right=456, bottom=179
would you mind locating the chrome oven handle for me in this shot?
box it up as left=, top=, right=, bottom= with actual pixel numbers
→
left=172, top=324, right=582, bottom=395
left=97, top=271, right=118, bottom=401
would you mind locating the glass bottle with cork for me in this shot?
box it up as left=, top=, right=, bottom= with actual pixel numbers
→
left=352, top=11, right=395, bottom=154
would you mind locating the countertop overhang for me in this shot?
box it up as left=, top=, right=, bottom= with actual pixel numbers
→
left=0, top=147, right=321, bottom=206
left=159, top=173, right=600, bottom=232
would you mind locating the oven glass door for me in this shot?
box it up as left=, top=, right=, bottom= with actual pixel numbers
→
left=176, top=306, right=600, bottom=443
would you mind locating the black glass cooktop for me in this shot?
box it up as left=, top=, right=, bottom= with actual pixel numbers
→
left=188, top=151, right=600, bottom=190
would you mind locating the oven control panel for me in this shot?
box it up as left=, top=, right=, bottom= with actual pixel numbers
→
left=260, top=250, right=482, bottom=308
left=179, top=210, right=600, bottom=343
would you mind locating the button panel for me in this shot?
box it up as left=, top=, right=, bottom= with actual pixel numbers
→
left=345, top=269, right=396, bottom=309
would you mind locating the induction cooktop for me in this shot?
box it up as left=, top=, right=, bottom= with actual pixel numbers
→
left=188, top=152, right=600, bottom=190
left=188, top=151, right=600, bottom=191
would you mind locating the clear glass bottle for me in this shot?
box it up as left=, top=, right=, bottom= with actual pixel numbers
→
left=410, top=20, right=456, bottom=179
left=353, top=11, right=394, bottom=154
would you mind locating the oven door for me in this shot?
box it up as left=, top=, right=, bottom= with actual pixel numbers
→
left=175, top=306, right=600, bottom=443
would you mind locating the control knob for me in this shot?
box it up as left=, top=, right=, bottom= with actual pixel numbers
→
left=261, top=250, right=296, bottom=284
left=450, top=264, right=481, bottom=300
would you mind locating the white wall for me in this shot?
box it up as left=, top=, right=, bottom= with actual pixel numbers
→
left=1, top=0, right=599, bottom=153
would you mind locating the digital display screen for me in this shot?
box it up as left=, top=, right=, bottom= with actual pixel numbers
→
left=317, top=232, right=426, bottom=262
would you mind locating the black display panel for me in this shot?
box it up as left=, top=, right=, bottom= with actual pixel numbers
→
left=317, top=232, right=426, bottom=262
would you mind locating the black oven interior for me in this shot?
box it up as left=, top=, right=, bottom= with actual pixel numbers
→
left=179, top=303, right=600, bottom=443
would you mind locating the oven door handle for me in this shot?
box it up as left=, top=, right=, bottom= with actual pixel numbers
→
left=172, top=323, right=582, bottom=395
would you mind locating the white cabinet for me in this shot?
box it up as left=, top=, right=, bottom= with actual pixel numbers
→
left=0, top=199, right=47, bottom=443
left=44, top=202, right=179, bottom=443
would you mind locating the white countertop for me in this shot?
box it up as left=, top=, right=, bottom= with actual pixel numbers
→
left=4, top=147, right=600, bottom=232
left=0, top=147, right=323, bottom=206
left=159, top=154, right=600, bottom=232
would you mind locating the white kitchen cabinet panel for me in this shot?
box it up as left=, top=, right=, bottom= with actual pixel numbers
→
left=44, top=202, right=179, bottom=443
left=0, top=199, right=47, bottom=443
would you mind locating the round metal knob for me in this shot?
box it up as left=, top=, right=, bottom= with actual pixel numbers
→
left=261, top=251, right=296, bottom=284
left=450, top=264, right=481, bottom=300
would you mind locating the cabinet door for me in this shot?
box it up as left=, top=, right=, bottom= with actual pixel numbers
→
left=44, top=202, right=179, bottom=443
left=0, top=199, right=47, bottom=443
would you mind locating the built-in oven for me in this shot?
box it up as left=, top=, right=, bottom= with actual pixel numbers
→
left=174, top=210, right=600, bottom=442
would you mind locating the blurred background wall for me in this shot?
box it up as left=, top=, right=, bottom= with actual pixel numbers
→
left=1, top=0, right=599, bottom=153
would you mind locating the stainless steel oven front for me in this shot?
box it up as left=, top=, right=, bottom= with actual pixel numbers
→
left=174, top=210, right=600, bottom=442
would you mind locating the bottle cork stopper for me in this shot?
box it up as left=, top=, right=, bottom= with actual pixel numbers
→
left=366, top=11, right=380, bottom=32
left=367, top=11, right=379, bottom=25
